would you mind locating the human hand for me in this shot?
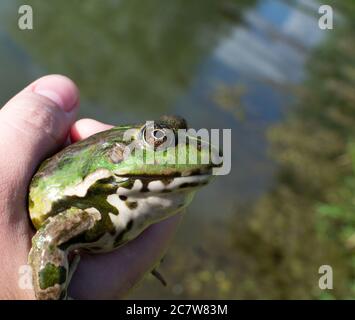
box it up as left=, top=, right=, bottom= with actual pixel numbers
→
left=0, top=74, right=181, bottom=299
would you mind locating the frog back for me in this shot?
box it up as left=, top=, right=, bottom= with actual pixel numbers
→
left=28, top=126, right=130, bottom=229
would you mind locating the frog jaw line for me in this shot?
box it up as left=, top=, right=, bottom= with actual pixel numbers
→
left=115, top=174, right=211, bottom=195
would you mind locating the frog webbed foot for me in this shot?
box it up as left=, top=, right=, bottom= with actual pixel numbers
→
left=28, top=208, right=101, bottom=300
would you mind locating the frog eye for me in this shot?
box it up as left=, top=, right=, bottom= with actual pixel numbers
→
left=141, top=124, right=167, bottom=149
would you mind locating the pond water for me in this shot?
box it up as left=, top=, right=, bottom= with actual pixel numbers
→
left=0, top=0, right=324, bottom=298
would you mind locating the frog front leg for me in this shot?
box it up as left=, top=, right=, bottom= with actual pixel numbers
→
left=28, top=208, right=101, bottom=300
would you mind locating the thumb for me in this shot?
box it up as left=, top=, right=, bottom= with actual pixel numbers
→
left=0, top=74, right=79, bottom=196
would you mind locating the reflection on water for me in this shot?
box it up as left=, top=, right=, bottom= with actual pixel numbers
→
left=0, top=0, right=326, bottom=298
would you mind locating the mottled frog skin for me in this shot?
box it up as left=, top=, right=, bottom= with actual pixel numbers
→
left=28, top=116, right=217, bottom=300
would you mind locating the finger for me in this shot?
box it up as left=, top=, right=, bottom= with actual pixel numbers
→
left=69, top=214, right=182, bottom=299
left=71, top=118, right=113, bottom=142
left=0, top=75, right=79, bottom=193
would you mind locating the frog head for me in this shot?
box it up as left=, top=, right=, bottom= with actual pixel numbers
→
left=111, top=115, right=217, bottom=178
left=106, top=115, right=220, bottom=218
left=29, top=115, right=220, bottom=229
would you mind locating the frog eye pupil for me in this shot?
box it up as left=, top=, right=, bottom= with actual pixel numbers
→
left=152, top=129, right=165, bottom=140
left=141, top=126, right=167, bottom=148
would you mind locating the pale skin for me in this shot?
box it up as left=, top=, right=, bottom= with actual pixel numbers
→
left=0, top=74, right=181, bottom=299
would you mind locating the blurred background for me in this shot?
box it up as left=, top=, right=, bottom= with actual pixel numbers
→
left=1, top=0, right=355, bottom=299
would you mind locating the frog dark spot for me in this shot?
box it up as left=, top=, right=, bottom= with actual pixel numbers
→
left=181, top=181, right=208, bottom=189
left=161, top=189, right=172, bottom=193
left=51, top=177, right=120, bottom=219
left=179, top=182, right=201, bottom=189
left=139, top=179, right=150, bottom=192
left=138, top=177, right=175, bottom=192
left=126, top=201, right=138, bottom=210
left=39, top=263, right=67, bottom=290
left=119, top=195, right=127, bottom=201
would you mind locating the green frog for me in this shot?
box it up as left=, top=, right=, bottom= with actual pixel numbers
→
left=28, top=115, right=218, bottom=300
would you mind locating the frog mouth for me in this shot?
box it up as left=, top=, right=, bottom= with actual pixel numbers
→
left=114, top=169, right=213, bottom=193
left=159, top=174, right=212, bottom=191
left=114, top=166, right=214, bottom=179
